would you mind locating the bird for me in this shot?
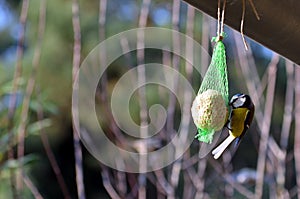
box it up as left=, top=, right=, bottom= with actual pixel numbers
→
left=212, top=93, right=255, bottom=159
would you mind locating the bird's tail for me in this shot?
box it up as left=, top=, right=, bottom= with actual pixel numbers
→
left=212, top=134, right=235, bottom=159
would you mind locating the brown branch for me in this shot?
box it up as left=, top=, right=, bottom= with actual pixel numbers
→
left=233, top=32, right=264, bottom=127
left=154, top=170, right=173, bottom=196
left=23, top=173, right=44, bottom=199
left=35, top=90, right=71, bottom=199
left=98, top=0, right=108, bottom=102
left=136, top=0, right=151, bottom=198
left=168, top=1, right=181, bottom=196
left=247, top=0, right=260, bottom=20
left=98, top=0, right=107, bottom=41
left=115, top=159, right=127, bottom=197
left=276, top=60, right=294, bottom=198
left=294, top=66, right=300, bottom=198
left=166, top=0, right=180, bottom=140
left=16, top=0, right=46, bottom=193
left=233, top=31, right=282, bottom=158
left=233, top=31, right=280, bottom=198
left=195, top=12, right=213, bottom=199
left=186, top=165, right=202, bottom=194
left=254, top=54, right=279, bottom=199
left=183, top=166, right=194, bottom=198
left=71, top=0, right=86, bottom=198
left=208, top=159, right=254, bottom=198
left=200, top=15, right=210, bottom=75
left=8, top=0, right=29, bottom=120
left=171, top=3, right=195, bottom=197
left=101, top=168, right=121, bottom=199
left=7, top=0, right=29, bottom=197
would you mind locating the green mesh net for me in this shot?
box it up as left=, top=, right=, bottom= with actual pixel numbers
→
left=191, top=40, right=229, bottom=143
left=199, top=40, right=229, bottom=103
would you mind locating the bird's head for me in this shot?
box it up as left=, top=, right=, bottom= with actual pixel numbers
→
left=229, top=93, right=253, bottom=109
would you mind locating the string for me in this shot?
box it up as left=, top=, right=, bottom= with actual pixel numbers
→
left=240, top=0, right=260, bottom=50
left=216, top=0, right=226, bottom=41
left=217, top=0, right=221, bottom=39
left=248, top=0, right=260, bottom=20
left=241, top=0, right=248, bottom=50
left=220, top=0, right=226, bottom=37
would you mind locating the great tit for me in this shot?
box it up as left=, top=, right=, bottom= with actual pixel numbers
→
left=212, top=93, right=255, bottom=159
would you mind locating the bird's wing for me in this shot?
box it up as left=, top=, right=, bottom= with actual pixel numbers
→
left=226, top=109, right=234, bottom=131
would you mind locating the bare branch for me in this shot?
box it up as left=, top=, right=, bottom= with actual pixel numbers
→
left=154, top=170, right=173, bottom=196
left=23, top=173, right=44, bottom=199
left=36, top=91, right=72, bottom=199
left=101, top=168, right=121, bottom=199
left=71, top=0, right=86, bottom=198
left=255, top=54, right=279, bottom=199
left=208, top=159, right=254, bottom=198
left=17, top=0, right=46, bottom=192
left=7, top=0, right=29, bottom=196
left=137, top=0, right=151, bottom=198
left=294, top=66, right=300, bottom=198
left=8, top=0, right=29, bottom=120
left=168, top=1, right=181, bottom=194
left=200, top=15, right=210, bottom=75
left=276, top=60, right=294, bottom=197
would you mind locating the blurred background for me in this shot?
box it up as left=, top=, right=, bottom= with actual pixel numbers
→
left=0, top=0, right=299, bottom=198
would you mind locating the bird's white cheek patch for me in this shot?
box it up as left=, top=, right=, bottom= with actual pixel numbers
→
left=233, top=97, right=246, bottom=107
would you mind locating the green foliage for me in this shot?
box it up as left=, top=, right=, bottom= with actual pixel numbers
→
left=0, top=154, right=39, bottom=171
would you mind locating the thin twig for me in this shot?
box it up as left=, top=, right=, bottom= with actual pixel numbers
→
left=166, top=0, right=180, bottom=145
left=183, top=165, right=194, bottom=198
left=101, top=167, right=122, bottom=199
left=99, top=0, right=107, bottom=41
left=174, top=4, right=195, bottom=198
left=240, top=0, right=249, bottom=50
left=16, top=0, right=46, bottom=193
left=98, top=2, right=126, bottom=196
left=248, top=0, right=260, bottom=20
left=8, top=0, right=29, bottom=196
left=8, top=0, right=29, bottom=120
left=36, top=90, right=72, bottom=199
left=154, top=170, right=173, bottom=196
left=165, top=0, right=181, bottom=195
left=276, top=60, right=294, bottom=198
left=294, top=66, right=300, bottom=198
left=136, top=0, right=151, bottom=198
left=195, top=12, right=213, bottom=199
left=233, top=31, right=280, bottom=198
left=280, top=60, right=294, bottom=148
left=233, top=30, right=281, bottom=159
left=233, top=32, right=264, bottom=130
left=254, top=54, right=279, bottom=199
left=71, top=0, right=86, bottom=198
left=115, top=159, right=127, bottom=197
left=200, top=15, right=210, bottom=75
left=168, top=1, right=181, bottom=196
left=186, top=166, right=202, bottom=196
left=23, top=172, right=44, bottom=199
left=208, top=159, right=255, bottom=198
left=98, top=0, right=108, bottom=102
left=240, top=0, right=260, bottom=50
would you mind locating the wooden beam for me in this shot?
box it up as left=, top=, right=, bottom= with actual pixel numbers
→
left=182, top=0, right=300, bottom=65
